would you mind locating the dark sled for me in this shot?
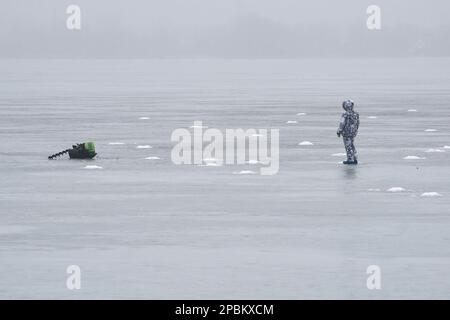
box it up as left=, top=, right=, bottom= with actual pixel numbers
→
left=49, top=142, right=97, bottom=160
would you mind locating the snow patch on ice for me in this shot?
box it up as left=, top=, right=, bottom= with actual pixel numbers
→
left=190, top=125, right=208, bottom=129
left=368, top=188, right=381, bottom=192
left=408, top=109, right=418, bottom=112
left=286, top=120, right=298, bottom=124
left=443, top=146, right=450, bottom=149
left=387, top=187, right=406, bottom=193
left=233, top=170, right=257, bottom=175
left=331, top=153, right=347, bottom=157
left=84, top=165, right=103, bottom=170
left=139, top=117, right=150, bottom=120
left=298, top=141, right=314, bottom=146
left=296, top=113, right=307, bottom=116
left=198, top=158, right=222, bottom=166
left=136, top=145, right=152, bottom=149
left=367, top=116, right=377, bottom=119
left=425, top=149, right=445, bottom=153
left=204, top=162, right=222, bottom=167
left=108, top=142, right=125, bottom=145
left=145, top=156, right=160, bottom=160
left=247, top=160, right=260, bottom=165
left=425, top=129, right=438, bottom=132
left=421, top=192, right=442, bottom=197
left=403, top=156, right=426, bottom=160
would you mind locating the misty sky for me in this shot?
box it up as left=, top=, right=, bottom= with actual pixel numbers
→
left=1, top=0, right=450, bottom=58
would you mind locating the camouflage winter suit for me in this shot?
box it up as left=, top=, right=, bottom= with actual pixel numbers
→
left=337, top=102, right=360, bottom=162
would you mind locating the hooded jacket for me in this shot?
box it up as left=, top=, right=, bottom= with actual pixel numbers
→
left=338, top=103, right=360, bottom=138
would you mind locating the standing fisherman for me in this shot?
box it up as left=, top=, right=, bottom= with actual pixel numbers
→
left=337, top=100, right=360, bottom=165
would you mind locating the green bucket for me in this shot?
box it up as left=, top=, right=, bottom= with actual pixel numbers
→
left=85, top=142, right=96, bottom=157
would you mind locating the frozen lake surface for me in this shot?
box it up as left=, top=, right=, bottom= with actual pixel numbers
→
left=0, top=58, right=450, bottom=299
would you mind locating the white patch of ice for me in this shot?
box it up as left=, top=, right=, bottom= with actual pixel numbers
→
left=136, top=145, right=152, bottom=149
left=331, top=153, right=347, bottom=157
left=84, top=165, right=103, bottom=170
left=298, top=141, right=314, bottom=146
left=198, top=158, right=222, bottom=166
left=387, top=187, right=406, bottom=193
left=425, top=129, right=438, bottom=132
left=421, top=192, right=442, bottom=197
left=296, top=113, right=307, bottom=116
left=205, top=162, right=222, bottom=167
left=108, top=142, right=125, bottom=145
left=425, top=149, right=445, bottom=153
left=190, top=125, right=208, bottom=129
left=408, top=109, right=418, bottom=112
left=286, top=120, right=298, bottom=124
left=145, top=156, right=160, bottom=160
left=139, top=117, right=150, bottom=120
left=367, top=116, right=377, bottom=119
left=233, top=170, right=257, bottom=175
left=443, top=146, right=450, bottom=149
left=247, top=160, right=260, bottom=165
left=368, top=188, right=381, bottom=192
left=403, top=156, right=426, bottom=160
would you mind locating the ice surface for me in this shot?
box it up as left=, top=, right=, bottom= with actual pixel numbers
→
left=286, top=120, right=298, bottom=124
left=1, top=58, right=450, bottom=299
left=136, top=145, right=152, bottom=149
left=298, top=141, right=314, bottom=146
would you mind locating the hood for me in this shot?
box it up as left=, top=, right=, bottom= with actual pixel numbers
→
left=342, top=100, right=354, bottom=111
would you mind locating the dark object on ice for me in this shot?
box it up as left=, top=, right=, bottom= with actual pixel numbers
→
left=337, top=99, right=360, bottom=164
left=48, top=142, right=97, bottom=160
